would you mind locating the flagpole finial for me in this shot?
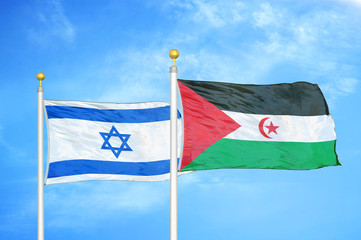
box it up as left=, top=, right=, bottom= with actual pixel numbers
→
left=169, top=49, right=179, bottom=66
left=36, top=72, right=45, bottom=87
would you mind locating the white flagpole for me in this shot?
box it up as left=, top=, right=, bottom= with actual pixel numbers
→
left=37, top=72, right=45, bottom=240
left=169, top=49, right=179, bottom=240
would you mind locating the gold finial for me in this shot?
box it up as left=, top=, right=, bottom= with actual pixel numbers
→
left=169, top=49, right=179, bottom=66
left=36, top=72, right=45, bottom=87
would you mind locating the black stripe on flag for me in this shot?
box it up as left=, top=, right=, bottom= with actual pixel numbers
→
left=178, top=79, right=329, bottom=116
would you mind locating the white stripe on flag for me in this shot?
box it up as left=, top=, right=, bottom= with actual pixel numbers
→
left=48, top=118, right=171, bottom=163
left=46, top=173, right=171, bottom=185
left=224, top=111, right=336, bottom=142
left=45, top=100, right=170, bottom=109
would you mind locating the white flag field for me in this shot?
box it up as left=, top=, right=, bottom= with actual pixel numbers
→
left=44, top=100, right=182, bottom=185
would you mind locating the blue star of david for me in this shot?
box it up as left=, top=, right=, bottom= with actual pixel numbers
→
left=99, top=126, right=132, bottom=158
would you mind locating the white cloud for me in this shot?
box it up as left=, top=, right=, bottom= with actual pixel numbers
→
left=167, top=1, right=360, bottom=92
left=321, top=77, right=359, bottom=104
left=94, top=48, right=171, bottom=103
left=27, top=0, right=75, bottom=45
left=192, top=0, right=245, bottom=27
left=338, top=78, right=358, bottom=93
left=178, top=172, right=202, bottom=186
left=179, top=171, right=300, bottom=224
left=253, top=2, right=283, bottom=28
left=41, top=171, right=197, bottom=229
left=332, top=0, right=361, bottom=7
left=45, top=181, right=169, bottom=228
left=52, top=1, right=360, bottom=107
left=246, top=2, right=361, bottom=95
left=165, top=0, right=246, bottom=28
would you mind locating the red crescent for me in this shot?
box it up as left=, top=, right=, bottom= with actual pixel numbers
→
left=258, top=117, right=271, bottom=139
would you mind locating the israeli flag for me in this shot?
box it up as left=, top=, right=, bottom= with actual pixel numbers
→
left=44, top=100, right=182, bottom=185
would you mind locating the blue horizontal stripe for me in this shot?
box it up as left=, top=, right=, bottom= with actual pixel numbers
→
left=46, top=105, right=181, bottom=123
left=47, top=159, right=172, bottom=178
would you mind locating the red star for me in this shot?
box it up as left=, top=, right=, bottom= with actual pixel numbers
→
left=265, top=121, right=279, bottom=135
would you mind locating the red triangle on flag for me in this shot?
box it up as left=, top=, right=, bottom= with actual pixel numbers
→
left=178, top=81, right=241, bottom=171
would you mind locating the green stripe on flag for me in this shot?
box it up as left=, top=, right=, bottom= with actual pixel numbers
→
left=181, top=139, right=339, bottom=171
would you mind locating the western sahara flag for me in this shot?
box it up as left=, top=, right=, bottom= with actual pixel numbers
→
left=178, top=79, right=340, bottom=172
left=44, top=100, right=181, bottom=185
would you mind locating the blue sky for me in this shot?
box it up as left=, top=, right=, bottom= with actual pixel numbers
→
left=1, top=0, right=361, bottom=239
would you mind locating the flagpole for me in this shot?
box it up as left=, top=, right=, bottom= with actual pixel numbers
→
left=169, top=49, right=179, bottom=240
left=37, top=72, right=45, bottom=240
